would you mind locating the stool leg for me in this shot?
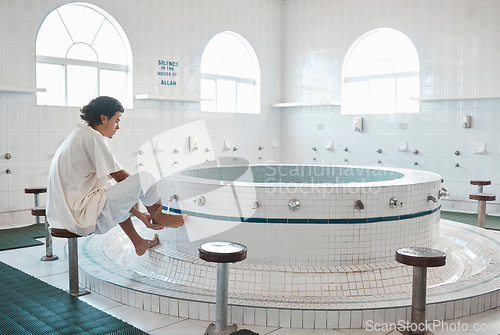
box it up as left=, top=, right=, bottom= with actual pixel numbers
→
left=215, top=263, right=229, bottom=333
left=67, top=238, right=89, bottom=297
left=204, top=263, right=237, bottom=335
left=478, top=200, right=486, bottom=228
left=68, top=238, right=79, bottom=295
left=477, top=186, right=483, bottom=213
left=40, top=217, right=58, bottom=261
left=34, top=194, right=40, bottom=225
left=411, top=266, right=427, bottom=335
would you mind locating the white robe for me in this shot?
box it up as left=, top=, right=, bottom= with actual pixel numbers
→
left=47, top=125, right=122, bottom=236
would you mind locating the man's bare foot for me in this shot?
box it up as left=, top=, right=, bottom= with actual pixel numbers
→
left=147, top=203, right=186, bottom=228
left=153, top=213, right=186, bottom=228
left=135, top=234, right=159, bottom=256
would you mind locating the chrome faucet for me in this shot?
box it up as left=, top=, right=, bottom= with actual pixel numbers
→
left=354, top=200, right=365, bottom=210
left=389, top=197, right=402, bottom=208
left=427, top=195, right=438, bottom=203
left=438, top=187, right=449, bottom=199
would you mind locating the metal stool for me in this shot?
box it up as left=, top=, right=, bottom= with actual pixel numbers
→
left=396, top=247, right=446, bottom=335
left=470, top=180, right=490, bottom=193
left=199, top=241, right=247, bottom=335
left=25, top=187, right=46, bottom=224
left=51, top=228, right=90, bottom=297
left=31, top=206, right=58, bottom=261
left=469, top=193, right=496, bottom=228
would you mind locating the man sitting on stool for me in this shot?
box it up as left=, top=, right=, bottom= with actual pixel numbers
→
left=47, top=96, right=185, bottom=255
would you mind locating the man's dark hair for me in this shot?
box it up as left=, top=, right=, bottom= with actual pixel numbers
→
left=80, top=96, right=124, bottom=127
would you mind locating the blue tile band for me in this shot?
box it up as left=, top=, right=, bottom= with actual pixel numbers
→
left=163, top=205, right=441, bottom=224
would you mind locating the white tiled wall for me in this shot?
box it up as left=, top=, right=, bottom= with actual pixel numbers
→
left=0, top=0, right=282, bottom=212
left=280, top=0, right=500, bottom=214
left=2, top=0, right=500, bottom=215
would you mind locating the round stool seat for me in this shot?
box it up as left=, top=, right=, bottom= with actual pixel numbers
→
left=470, top=180, right=491, bottom=186
left=51, top=228, right=83, bottom=239
left=469, top=193, right=496, bottom=201
left=199, top=241, right=247, bottom=263
left=25, top=187, right=47, bottom=194
left=31, top=206, right=46, bottom=217
left=396, top=247, right=446, bottom=267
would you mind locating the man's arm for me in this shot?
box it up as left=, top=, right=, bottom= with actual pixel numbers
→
left=110, top=169, right=129, bottom=183
left=129, top=206, right=144, bottom=218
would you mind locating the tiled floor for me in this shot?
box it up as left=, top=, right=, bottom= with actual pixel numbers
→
left=1, top=212, right=499, bottom=334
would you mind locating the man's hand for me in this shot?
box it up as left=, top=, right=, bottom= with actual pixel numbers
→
left=138, top=213, right=164, bottom=230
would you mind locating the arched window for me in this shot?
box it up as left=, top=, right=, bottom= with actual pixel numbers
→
left=341, top=28, right=419, bottom=115
left=201, top=31, right=260, bottom=114
left=36, top=3, right=133, bottom=108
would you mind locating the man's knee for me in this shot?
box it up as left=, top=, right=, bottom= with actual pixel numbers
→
left=136, top=171, right=160, bottom=205
left=137, top=171, right=157, bottom=189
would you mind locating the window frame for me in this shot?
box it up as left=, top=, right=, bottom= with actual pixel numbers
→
left=35, top=3, right=133, bottom=108
left=200, top=31, right=261, bottom=114
left=341, top=28, right=420, bottom=115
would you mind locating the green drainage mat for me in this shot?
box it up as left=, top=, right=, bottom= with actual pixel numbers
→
left=231, top=330, right=259, bottom=335
left=0, top=261, right=148, bottom=335
left=441, top=211, right=500, bottom=231
left=0, top=224, right=45, bottom=251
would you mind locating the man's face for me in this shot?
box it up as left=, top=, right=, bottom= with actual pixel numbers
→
left=100, top=112, right=122, bottom=138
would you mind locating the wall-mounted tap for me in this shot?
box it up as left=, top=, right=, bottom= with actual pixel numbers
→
left=439, top=187, right=449, bottom=199
left=288, top=199, right=300, bottom=211
left=233, top=147, right=239, bottom=151
left=343, top=147, right=348, bottom=152
left=258, top=146, right=264, bottom=151
left=454, top=150, right=460, bottom=156
left=169, top=194, right=179, bottom=202
left=389, top=197, right=403, bottom=208
left=194, top=195, right=206, bottom=206
left=427, top=195, right=438, bottom=203
left=413, top=149, right=419, bottom=154
left=5, top=168, right=11, bottom=174
left=376, top=148, right=382, bottom=153
left=251, top=200, right=261, bottom=209
left=354, top=200, right=365, bottom=210
left=312, top=147, right=317, bottom=152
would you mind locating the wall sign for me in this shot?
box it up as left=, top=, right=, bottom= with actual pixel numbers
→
left=157, top=60, right=178, bottom=86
